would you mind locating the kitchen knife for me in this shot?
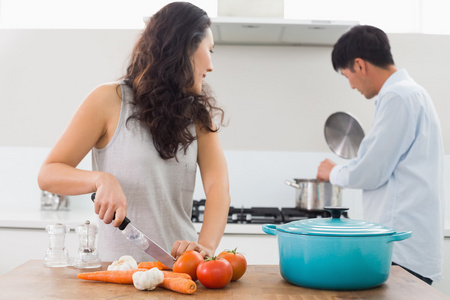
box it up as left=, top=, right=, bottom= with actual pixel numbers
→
left=90, top=193, right=176, bottom=268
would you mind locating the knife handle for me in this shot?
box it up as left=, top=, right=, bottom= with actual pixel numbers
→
left=91, top=193, right=130, bottom=231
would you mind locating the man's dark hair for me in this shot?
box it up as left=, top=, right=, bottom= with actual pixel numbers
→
left=332, top=25, right=395, bottom=72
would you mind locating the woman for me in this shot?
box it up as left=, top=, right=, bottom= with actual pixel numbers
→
left=38, top=2, right=230, bottom=261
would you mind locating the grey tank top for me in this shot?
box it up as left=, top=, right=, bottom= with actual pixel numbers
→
left=92, top=82, right=198, bottom=262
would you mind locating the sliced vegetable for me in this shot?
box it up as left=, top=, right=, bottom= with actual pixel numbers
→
left=161, top=271, right=191, bottom=279
left=218, top=248, right=247, bottom=281
left=77, top=268, right=148, bottom=284
left=137, top=262, right=159, bottom=270
left=132, top=268, right=164, bottom=291
left=157, top=261, right=171, bottom=270
left=138, top=261, right=172, bottom=270
left=107, top=255, right=138, bottom=271
left=159, top=277, right=197, bottom=294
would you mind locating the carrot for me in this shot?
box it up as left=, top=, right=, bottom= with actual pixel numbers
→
left=137, top=261, right=172, bottom=270
left=157, top=261, right=172, bottom=270
left=162, top=270, right=191, bottom=280
left=137, top=261, right=159, bottom=269
left=77, top=268, right=148, bottom=284
left=159, top=277, right=197, bottom=294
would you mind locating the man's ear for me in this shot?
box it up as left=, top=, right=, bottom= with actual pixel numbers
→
left=354, top=58, right=367, bottom=74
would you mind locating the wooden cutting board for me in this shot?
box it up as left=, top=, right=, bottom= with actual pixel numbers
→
left=0, top=260, right=448, bottom=299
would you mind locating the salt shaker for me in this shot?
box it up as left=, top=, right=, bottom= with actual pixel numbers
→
left=72, top=220, right=101, bottom=269
left=44, top=223, right=70, bottom=267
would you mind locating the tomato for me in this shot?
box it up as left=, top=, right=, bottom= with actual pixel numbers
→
left=218, top=248, right=247, bottom=281
left=172, top=250, right=204, bottom=281
left=196, top=256, right=233, bottom=289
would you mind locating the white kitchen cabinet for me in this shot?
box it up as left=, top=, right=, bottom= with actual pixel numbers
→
left=431, top=238, right=450, bottom=296
left=194, top=222, right=279, bottom=265
left=2, top=227, right=450, bottom=297
left=0, top=227, right=278, bottom=276
left=217, top=234, right=279, bottom=265
left=1, top=207, right=449, bottom=298
left=1, top=218, right=277, bottom=276
left=0, top=227, right=80, bottom=275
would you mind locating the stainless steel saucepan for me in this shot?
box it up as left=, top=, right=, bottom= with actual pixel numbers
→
left=285, top=179, right=341, bottom=210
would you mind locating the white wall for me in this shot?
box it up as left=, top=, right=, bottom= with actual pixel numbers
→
left=2, top=28, right=448, bottom=218
left=1, top=29, right=449, bottom=153
left=1, top=29, right=450, bottom=295
left=2, top=145, right=450, bottom=224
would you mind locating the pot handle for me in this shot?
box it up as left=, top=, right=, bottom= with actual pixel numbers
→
left=285, top=180, right=300, bottom=189
left=387, top=231, right=412, bottom=243
left=262, top=224, right=278, bottom=236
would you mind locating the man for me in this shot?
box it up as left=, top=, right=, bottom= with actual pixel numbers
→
left=317, top=25, right=445, bottom=285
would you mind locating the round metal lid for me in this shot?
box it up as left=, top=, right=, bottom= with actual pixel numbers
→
left=324, top=112, right=365, bottom=159
left=276, top=207, right=396, bottom=237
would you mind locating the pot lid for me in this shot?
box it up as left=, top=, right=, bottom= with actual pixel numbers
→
left=324, top=112, right=365, bottom=159
left=276, top=207, right=396, bottom=237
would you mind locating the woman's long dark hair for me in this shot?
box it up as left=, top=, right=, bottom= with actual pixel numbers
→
left=123, top=2, right=224, bottom=160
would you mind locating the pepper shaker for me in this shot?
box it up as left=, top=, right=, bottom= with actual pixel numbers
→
left=72, top=220, right=101, bottom=269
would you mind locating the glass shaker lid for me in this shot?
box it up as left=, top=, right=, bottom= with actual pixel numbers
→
left=75, top=220, right=98, bottom=235
left=46, top=223, right=69, bottom=234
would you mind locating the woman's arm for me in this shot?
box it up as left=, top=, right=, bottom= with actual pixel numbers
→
left=196, top=124, right=230, bottom=255
left=37, top=83, right=127, bottom=227
left=171, top=124, right=230, bottom=258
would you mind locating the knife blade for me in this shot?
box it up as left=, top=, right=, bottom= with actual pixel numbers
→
left=91, top=193, right=176, bottom=268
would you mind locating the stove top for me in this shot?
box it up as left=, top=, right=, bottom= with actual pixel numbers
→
left=192, top=199, right=347, bottom=224
left=228, top=207, right=284, bottom=224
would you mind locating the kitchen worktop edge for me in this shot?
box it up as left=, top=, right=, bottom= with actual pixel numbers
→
left=1, top=207, right=449, bottom=237
left=0, top=207, right=267, bottom=235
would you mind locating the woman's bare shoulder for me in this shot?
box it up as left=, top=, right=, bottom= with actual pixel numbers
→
left=82, top=82, right=122, bottom=116
left=88, top=82, right=122, bottom=103
left=79, top=82, right=123, bottom=148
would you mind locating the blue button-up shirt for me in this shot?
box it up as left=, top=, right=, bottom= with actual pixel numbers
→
left=330, top=69, right=445, bottom=281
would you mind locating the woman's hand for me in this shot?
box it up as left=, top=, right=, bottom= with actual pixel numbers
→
left=170, top=240, right=214, bottom=258
left=93, top=172, right=127, bottom=227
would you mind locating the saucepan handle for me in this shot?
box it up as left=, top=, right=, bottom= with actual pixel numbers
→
left=387, top=231, right=412, bottom=243
left=285, top=180, right=300, bottom=189
left=262, top=224, right=278, bottom=236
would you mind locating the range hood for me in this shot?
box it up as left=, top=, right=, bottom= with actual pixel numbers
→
left=210, top=17, right=359, bottom=46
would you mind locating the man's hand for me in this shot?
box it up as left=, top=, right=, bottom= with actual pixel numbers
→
left=316, top=159, right=336, bottom=182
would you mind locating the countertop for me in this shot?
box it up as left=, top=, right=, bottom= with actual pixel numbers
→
left=1, top=207, right=450, bottom=236
left=0, top=207, right=264, bottom=235
left=1, top=260, right=449, bottom=299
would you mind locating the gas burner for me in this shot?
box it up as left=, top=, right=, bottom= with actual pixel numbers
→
left=192, top=199, right=206, bottom=223
left=228, top=207, right=283, bottom=224
left=281, top=207, right=348, bottom=223
left=191, top=200, right=348, bottom=224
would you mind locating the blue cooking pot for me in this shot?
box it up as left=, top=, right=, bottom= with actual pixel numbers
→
left=262, top=207, right=411, bottom=290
